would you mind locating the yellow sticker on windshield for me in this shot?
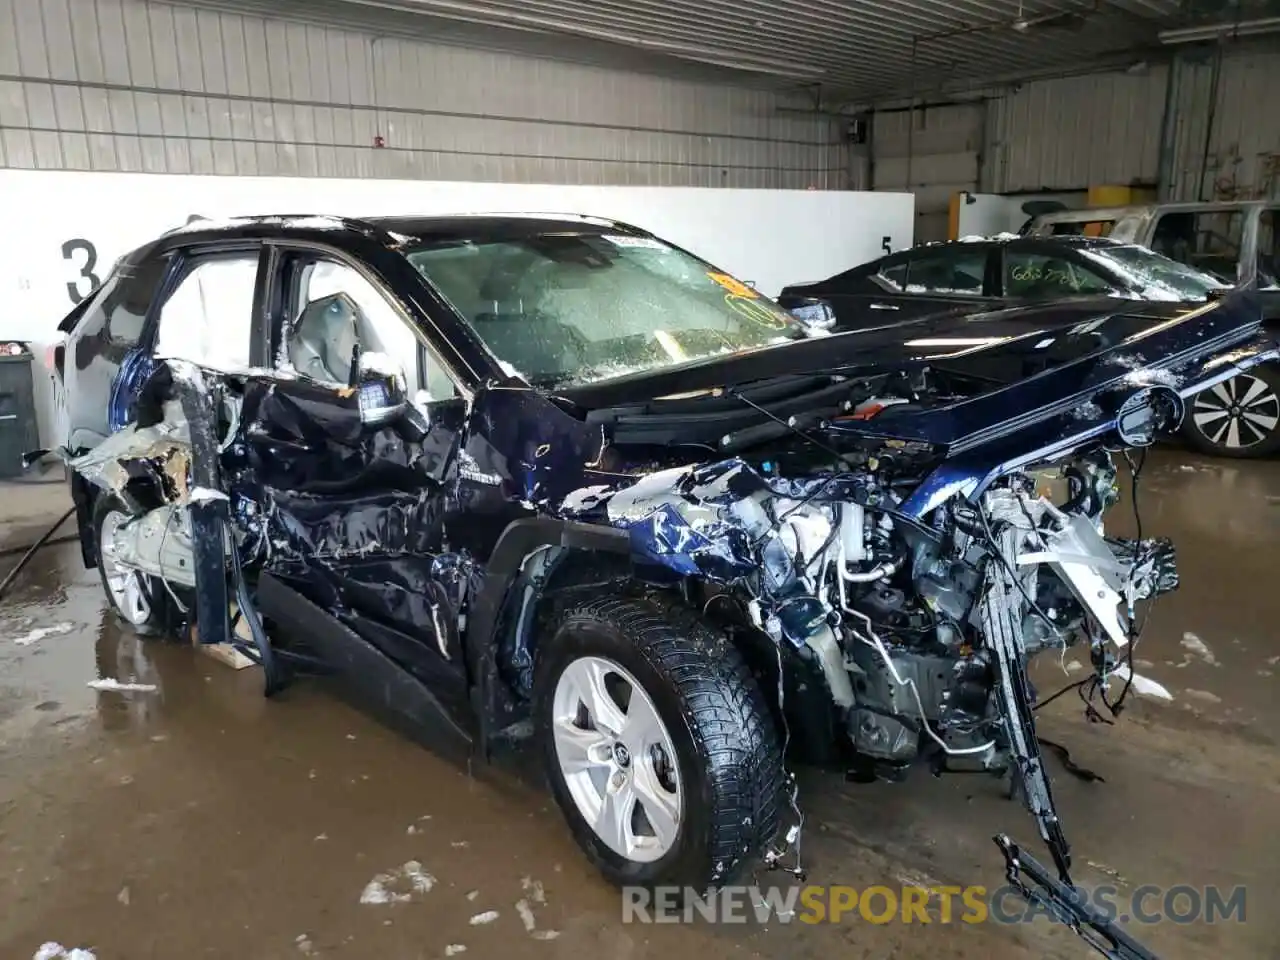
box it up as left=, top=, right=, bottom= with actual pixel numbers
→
left=707, top=272, right=758, bottom=298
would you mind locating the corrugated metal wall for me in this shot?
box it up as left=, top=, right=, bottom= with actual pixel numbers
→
left=0, top=0, right=845, bottom=188
left=873, top=103, right=983, bottom=242
left=989, top=43, right=1280, bottom=199
left=990, top=68, right=1169, bottom=193
left=1165, top=47, right=1280, bottom=202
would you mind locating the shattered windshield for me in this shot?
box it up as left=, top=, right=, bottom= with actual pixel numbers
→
left=406, top=231, right=804, bottom=388
left=1079, top=244, right=1230, bottom=302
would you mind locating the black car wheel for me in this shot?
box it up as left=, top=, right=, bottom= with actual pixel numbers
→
left=1183, top=367, right=1280, bottom=458
left=534, top=595, right=783, bottom=892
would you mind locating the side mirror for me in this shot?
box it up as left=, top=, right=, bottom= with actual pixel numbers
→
left=353, top=351, right=408, bottom=427
left=788, top=297, right=837, bottom=335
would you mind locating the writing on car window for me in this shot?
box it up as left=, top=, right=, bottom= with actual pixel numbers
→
left=1004, top=252, right=1111, bottom=297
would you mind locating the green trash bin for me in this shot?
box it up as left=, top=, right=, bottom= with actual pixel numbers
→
left=0, top=346, right=42, bottom=479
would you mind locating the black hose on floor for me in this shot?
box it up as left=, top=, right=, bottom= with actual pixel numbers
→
left=0, top=533, right=79, bottom=558
left=0, top=506, right=76, bottom=603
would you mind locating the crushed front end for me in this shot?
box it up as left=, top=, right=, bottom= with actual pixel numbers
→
left=553, top=392, right=1202, bottom=958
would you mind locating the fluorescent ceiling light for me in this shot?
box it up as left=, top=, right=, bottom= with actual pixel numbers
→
left=1158, top=16, right=1280, bottom=44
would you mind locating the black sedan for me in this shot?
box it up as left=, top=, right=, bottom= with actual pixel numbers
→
left=778, top=235, right=1280, bottom=458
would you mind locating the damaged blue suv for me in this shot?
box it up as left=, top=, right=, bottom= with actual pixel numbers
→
left=50, top=213, right=1278, bottom=959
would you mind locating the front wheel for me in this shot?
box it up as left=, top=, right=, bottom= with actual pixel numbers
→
left=534, top=595, right=783, bottom=892
left=1183, top=367, right=1280, bottom=458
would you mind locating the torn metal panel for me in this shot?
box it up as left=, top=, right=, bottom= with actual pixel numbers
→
left=103, top=505, right=198, bottom=588
left=66, top=398, right=191, bottom=496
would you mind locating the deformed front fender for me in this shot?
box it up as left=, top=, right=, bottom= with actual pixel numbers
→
left=465, top=516, right=629, bottom=753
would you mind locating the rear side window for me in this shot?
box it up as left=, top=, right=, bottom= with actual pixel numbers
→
left=905, top=248, right=987, bottom=295
left=155, top=254, right=260, bottom=372
left=877, top=261, right=908, bottom=292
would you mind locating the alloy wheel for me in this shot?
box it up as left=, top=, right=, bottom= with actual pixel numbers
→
left=99, top=511, right=153, bottom=626
left=1190, top=374, right=1280, bottom=451
left=550, top=655, right=683, bottom=863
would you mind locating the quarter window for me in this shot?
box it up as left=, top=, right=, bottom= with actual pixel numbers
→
left=155, top=254, right=259, bottom=371
left=103, top=258, right=168, bottom=345
left=67, top=257, right=168, bottom=348
left=904, top=249, right=986, bottom=295
left=877, top=261, right=908, bottom=292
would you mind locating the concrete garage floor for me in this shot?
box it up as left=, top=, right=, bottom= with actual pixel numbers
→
left=1, top=450, right=1277, bottom=960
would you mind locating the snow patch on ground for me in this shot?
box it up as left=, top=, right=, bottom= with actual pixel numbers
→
left=87, top=678, right=157, bottom=693
left=1181, top=632, right=1219, bottom=666
left=11, top=622, right=74, bottom=646
left=515, top=876, right=558, bottom=938
left=34, top=945, right=95, bottom=960
left=516, top=900, right=536, bottom=932
left=1111, top=665, right=1174, bottom=701
left=468, top=910, right=499, bottom=925
left=359, top=861, right=436, bottom=905
left=1183, top=688, right=1222, bottom=704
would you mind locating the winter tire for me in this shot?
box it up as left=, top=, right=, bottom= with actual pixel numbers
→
left=535, top=594, right=783, bottom=891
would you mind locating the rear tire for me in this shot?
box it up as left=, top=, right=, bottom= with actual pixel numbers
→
left=94, top=496, right=170, bottom=637
left=534, top=595, right=783, bottom=892
left=1183, top=366, right=1280, bottom=458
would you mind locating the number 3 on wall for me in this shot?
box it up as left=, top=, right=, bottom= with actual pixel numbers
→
left=62, top=238, right=101, bottom=304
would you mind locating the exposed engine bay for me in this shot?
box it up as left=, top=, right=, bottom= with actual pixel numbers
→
left=558, top=446, right=1175, bottom=826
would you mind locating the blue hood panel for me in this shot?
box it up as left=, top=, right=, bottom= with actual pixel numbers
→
left=830, top=293, right=1270, bottom=454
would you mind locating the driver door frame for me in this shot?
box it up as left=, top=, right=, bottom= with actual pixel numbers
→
left=246, top=240, right=481, bottom=705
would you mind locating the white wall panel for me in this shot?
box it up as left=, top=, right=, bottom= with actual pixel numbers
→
left=0, top=0, right=846, bottom=188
